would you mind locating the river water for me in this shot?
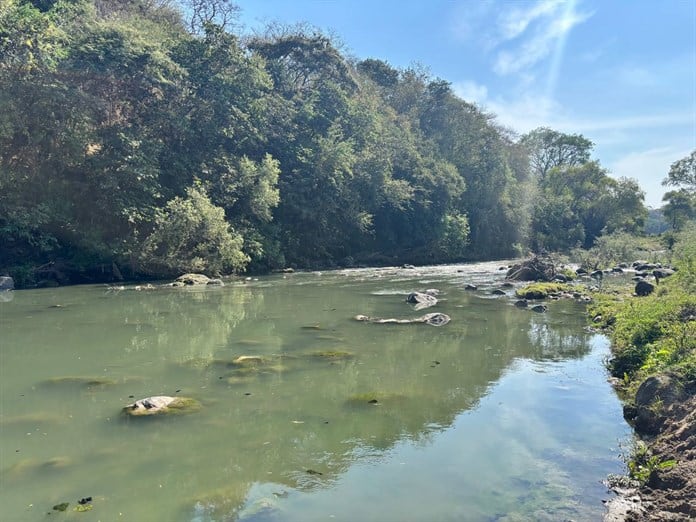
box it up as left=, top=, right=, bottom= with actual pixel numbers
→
left=0, top=262, right=630, bottom=521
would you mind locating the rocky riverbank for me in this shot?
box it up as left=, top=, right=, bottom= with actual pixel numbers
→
left=505, top=255, right=695, bottom=521
left=583, top=261, right=695, bottom=521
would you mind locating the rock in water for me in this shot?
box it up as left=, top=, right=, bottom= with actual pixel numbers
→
left=174, top=273, right=210, bottom=286
left=123, top=396, right=201, bottom=417
left=406, top=291, right=438, bottom=310
left=0, top=276, right=14, bottom=291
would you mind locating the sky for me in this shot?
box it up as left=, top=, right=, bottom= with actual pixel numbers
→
left=234, top=0, right=696, bottom=208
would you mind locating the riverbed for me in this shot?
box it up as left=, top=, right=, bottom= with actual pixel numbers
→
left=0, top=262, right=630, bottom=521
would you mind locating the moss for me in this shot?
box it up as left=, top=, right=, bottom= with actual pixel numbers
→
left=515, top=282, right=573, bottom=299
left=166, top=397, right=202, bottom=413
left=223, top=364, right=285, bottom=384
left=40, top=376, right=118, bottom=388
left=310, top=350, right=354, bottom=360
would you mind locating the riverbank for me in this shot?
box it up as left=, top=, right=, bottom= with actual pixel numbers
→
left=585, top=232, right=696, bottom=521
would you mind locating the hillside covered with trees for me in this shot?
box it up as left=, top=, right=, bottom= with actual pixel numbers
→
left=0, top=0, right=681, bottom=286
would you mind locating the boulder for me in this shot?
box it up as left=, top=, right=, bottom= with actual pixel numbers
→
left=530, top=304, right=548, bottom=313
left=175, top=273, right=210, bottom=286
left=491, top=289, right=506, bottom=295
left=635, top=280, right=655, bottom=296
left=652, top=268, right=675, bottom=282
left=631, top=374, right=684, bottom=435
left=514, top=299, right=528, bottom=308
left=0, top=276, right=14, bottom=291
left=406, top=291, right=438, bottom=310
left=123, top=395, right=201, bottom=417
left=464, top=284, right=477, bottom=291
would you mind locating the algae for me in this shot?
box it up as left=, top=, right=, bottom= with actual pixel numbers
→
left=40, top=376, right=118, bottom=388
left=310, top=350, right=354, bottom=360
left=515, top=282, right=573, bottom=300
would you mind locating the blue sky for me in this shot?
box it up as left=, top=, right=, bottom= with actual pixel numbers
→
left=235, top=0, right=696, bottom=208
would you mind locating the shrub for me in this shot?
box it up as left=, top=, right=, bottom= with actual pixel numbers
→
left=139, top=186, right=249, bottom=277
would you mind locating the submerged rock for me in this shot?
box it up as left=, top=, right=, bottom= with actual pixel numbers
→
left=40, top=376, right=118, bottom=389
left=123, top=396, right=201, bottom=417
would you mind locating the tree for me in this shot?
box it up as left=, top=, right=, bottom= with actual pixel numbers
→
left=183, top=0, right=240, bottom=34
left=139, top=186, right=249, bottom=276
left=521, top=127, right=594, bottom=179
left=663, top=150, right=696, bottom=192
left=662, top=189, right=695, bottom=232
left=531, top=162, right=646, bottom=251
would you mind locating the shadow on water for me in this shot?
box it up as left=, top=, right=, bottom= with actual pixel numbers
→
left=0, top=263, right=619, bottom=522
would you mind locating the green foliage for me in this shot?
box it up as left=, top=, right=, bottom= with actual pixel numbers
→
left=662, top=189, right=695, bottom=231
left=521, top=126, right=593, bottom=179
left=532, top=162, right=647, bottom=252
left=591, top=229, right=696, bottom=382
left=0, top=1, right=653, bottom=283
left=624, top=440, right=677, bottom=485
left=663, top=150, right=696, bottom=191
left=573, top=231, right=639, bottom=270
left=139, top=186, right=249, bottom=276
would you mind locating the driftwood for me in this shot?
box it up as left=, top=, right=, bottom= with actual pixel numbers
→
left=506, top=256, right=556, bottom=282
left=354, top=312, right=450, bottom=327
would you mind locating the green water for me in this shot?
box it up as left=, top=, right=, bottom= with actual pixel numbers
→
left=0, top=262, right=630, bottom=521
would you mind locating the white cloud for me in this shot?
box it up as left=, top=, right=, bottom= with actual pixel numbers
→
left=452, top=80, right=488, bottom=105
left=610, top=147, right=692, bottom=208
left=493, top=1, right=593, bottom=76
left=497, top=0, right=564, bottom=41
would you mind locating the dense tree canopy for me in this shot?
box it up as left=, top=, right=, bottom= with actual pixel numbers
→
left=0, top=0, right=649, bottom=286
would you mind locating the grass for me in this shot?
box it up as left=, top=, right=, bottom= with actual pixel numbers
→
left=587, top=226, right=696, bottom=391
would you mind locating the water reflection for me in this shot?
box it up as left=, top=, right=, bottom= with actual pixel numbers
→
left=0, top=264, right=623, bottom=522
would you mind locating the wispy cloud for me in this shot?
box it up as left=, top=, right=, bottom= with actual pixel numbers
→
left=493, top=0, right=593, bottom=76
left=497, top=0, right=564, bottom=41
left=452, top=80, right=488, bottom=105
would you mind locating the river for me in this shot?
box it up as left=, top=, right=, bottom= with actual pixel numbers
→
left=0, top=262, right=630, bottom=521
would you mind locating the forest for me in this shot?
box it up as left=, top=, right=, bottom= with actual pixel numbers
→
left=1, top=0, right=694, bottom=287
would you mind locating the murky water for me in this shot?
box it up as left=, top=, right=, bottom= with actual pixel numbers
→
left=0, top=262, right=630, bottom=521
